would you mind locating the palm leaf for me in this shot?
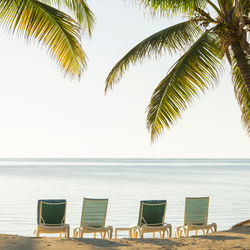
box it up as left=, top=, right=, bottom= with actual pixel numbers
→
left=0, top=0, right=86, bottom=78
left=146, top=31, right=222, bottom=142
left=132, top=0, right=206, bottom=16
left=105, top=20, right=202, bottom=92
left=239, top=0, right=250, bottom=16
left=232, top=54, right=250, bottom=135
left=40, top=0, right=95, bottom=36
left=217, top=0, right=232, bottom=14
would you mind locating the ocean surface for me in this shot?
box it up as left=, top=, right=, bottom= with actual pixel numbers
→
left=0, top=158, right=249, bottom=238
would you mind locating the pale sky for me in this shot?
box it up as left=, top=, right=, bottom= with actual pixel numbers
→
left=0, top=0, right=249, bottom=158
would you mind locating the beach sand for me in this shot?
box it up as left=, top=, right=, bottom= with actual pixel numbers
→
left=0, top=221, right=249, bottom=249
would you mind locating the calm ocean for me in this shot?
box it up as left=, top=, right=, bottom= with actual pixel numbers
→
left=0, top=158, right=249, bottom=238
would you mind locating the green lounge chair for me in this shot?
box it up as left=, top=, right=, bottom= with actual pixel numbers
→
left=35, top=199, right=69, bottom=237
left=73, top=198, right=113, bottom=239
left=133, top=200, right=172, bottom=238
left=175, top=197, right=217, bottom=237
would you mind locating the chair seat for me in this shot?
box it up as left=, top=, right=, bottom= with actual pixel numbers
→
left=186, top=223, right=216, bottom=230
left=133, top=224, right=172, bottom=238
left=78, top=225, right=113, bottom=233
left=38, top=224, right=69, bottom=231
left=141, top=224, right=172, bottom=232
left=73, top=225, right=113, bottom=239
left=36, top=224, right=70, bottom=237
left=175, top=223, right=217, bottom=237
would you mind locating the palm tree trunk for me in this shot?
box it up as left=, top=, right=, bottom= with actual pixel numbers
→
left=231, top=41, right=250, bottom=94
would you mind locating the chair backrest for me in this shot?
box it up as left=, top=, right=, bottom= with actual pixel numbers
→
left=80, top=198, right=108, bottom=228
left=137, top=200, right=167, bottom=227
left=37, top=199, right=66, bottom=226
left=184, top=197, right=209, bottom=226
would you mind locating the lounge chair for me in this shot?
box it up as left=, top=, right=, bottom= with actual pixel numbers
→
left=175, top=197, right=217, bottom=237
left=35, top=199, right=69, bottom=237
left=73, top=198, right=113, bottom=239
left=133, top=200, right=172, bottom=238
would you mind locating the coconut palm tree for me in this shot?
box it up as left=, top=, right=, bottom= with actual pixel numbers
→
left=0, top=0, right=94, bottom=78
left=105, top=0, right=250, bottom=141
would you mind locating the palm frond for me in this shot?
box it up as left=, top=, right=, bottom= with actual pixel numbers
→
left=232, top=54, right=250, bottom=135
left=239, top=0, right=250, bottom=16
left=146, top=31, right=223, bottom=142
left=0, top=0, right=87, bottom=78
left=40, top=0, right=95, bottom=36
left=217, top=0, right=232, bottom=14
left=105, top=20, right=203, bottom=92
left=131, top=0, right=206, bottom=16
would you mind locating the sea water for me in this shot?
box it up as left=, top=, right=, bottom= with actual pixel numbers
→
left=0, top=158, right=249, bottom=238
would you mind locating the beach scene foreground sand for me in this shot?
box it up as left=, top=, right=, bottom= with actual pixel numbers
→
left=0, top=222, right=249, bottom=250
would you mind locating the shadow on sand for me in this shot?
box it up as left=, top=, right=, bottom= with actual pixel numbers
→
left=193, top=234, right=244, bottom=241
left=4, top=237, right=38, bottom=250
left=73, top=237, right=187, bottom=249
left=73, top=238, right=133, bottom=248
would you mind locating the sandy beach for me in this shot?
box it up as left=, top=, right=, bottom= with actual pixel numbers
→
left=0, top=221, right=249, bottom=249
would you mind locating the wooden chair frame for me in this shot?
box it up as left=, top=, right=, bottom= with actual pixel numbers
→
left=133, top=201, right=172, bottom=239
left=73, top=198, right=113, bottom=239
left=35, top=200, right=69, bottom=238
left=175, top=197, right=217, bottom=238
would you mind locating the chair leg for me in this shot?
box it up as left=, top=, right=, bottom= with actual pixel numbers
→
left=212, top=223, right=217, bottom=232
left=109, top=228, right=113, bottom=239
left=129, top=229, right=132, bottom=238
left=35, top=228, right=40, bottom=237
left=134, top=230, right=138, bottom=238
left=140, top=229, right=143, bottom=239
left=161, top=230, right=166, bottom=238
left=180, top=229, right=183, bottom=238
left=169, top=226, right=172, bottom=238
left=175, top=228, right=180, bottom=238
left=80, top=231, right=83, bottom=238
left=73, top=229, right=78, bottom=238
